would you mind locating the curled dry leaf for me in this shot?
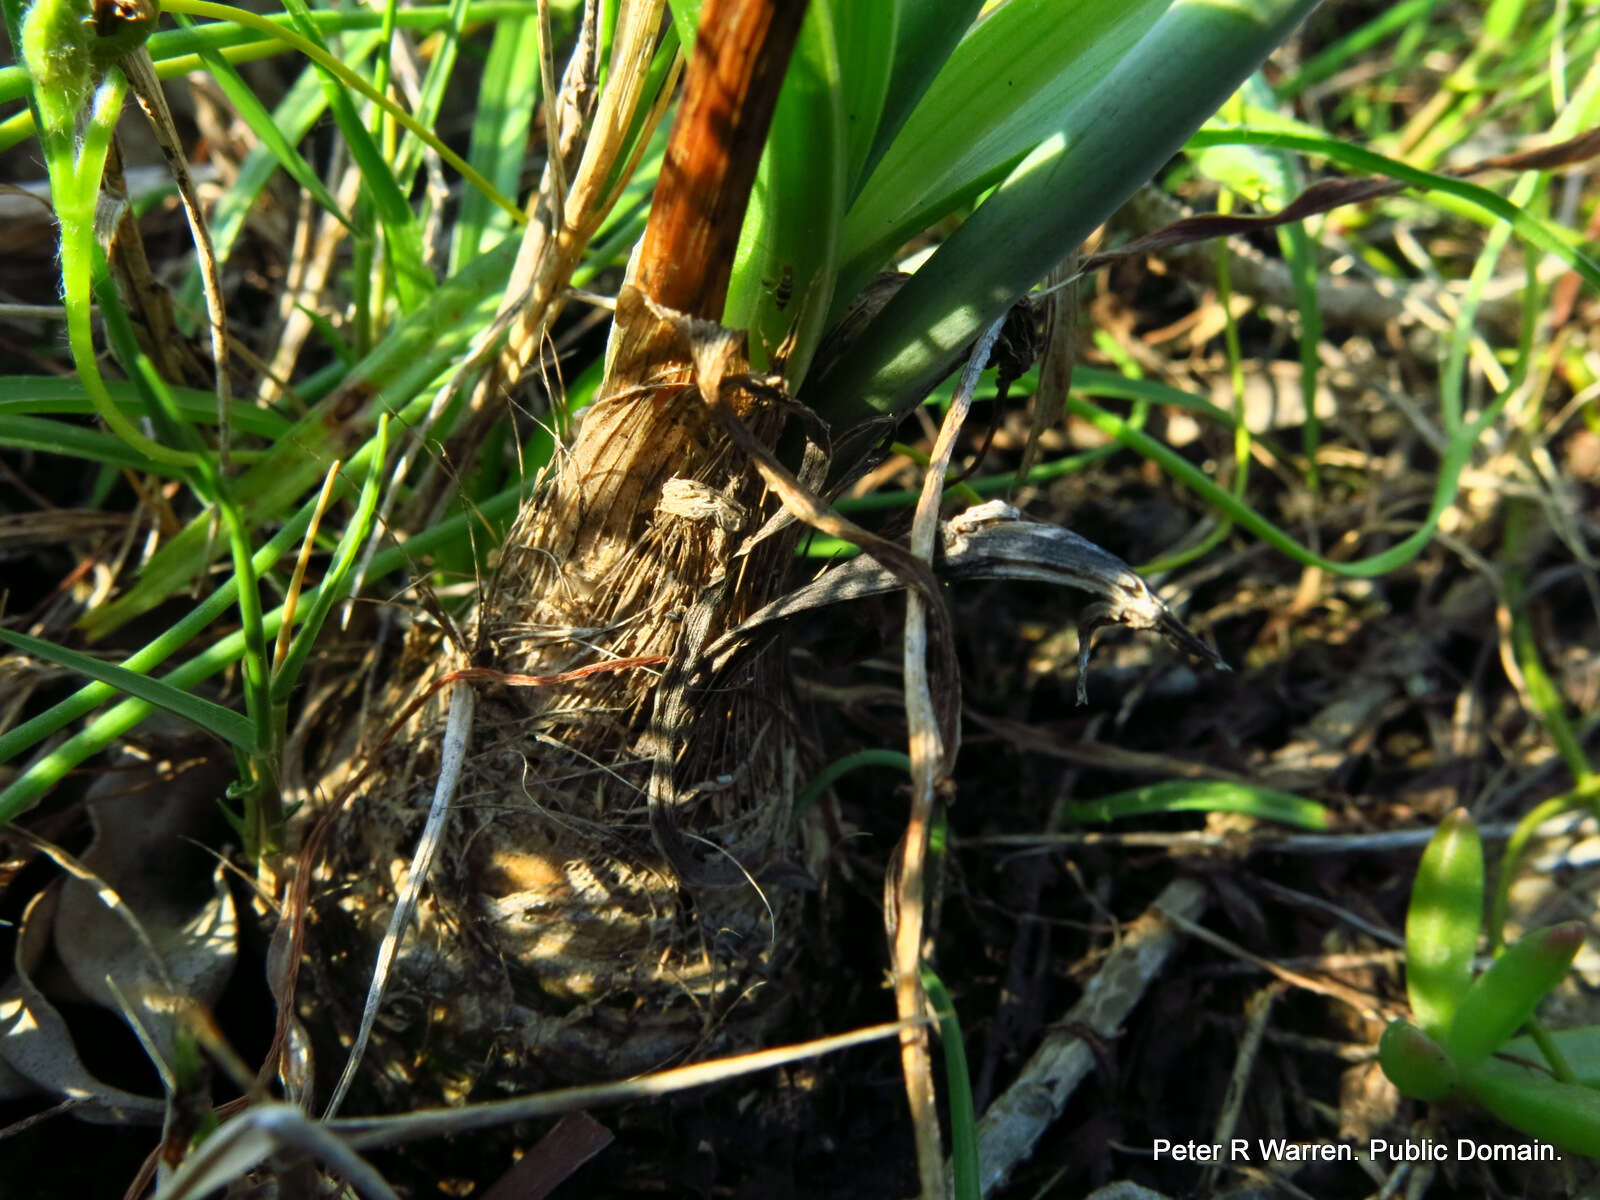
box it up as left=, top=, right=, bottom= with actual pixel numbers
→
left=56, top=759, right=239, bottom=1070
left=0, top=886, right=165, bottom=1124
left=0, top=753, right=238, bottom=1121
left=711, top=499, right=1225, bottom=702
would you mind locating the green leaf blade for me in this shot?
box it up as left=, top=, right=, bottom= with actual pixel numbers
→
left=813, top=0, right=1324, bottom=422
left=838, top=0, right=1168, bottom=305
left=1061, top=780, right=1332, bottom=832
left=725, top=0, right=847, bottom=380
left=449, top=13, right=541, bottom=274
left=0, top=627, right=257, bottom=753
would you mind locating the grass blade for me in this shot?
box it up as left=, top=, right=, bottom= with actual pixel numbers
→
left=78, top=237, right=520, bottom=639
left=1061, top=781, right=1333, bottom=832
left=271, top=417, right=389, bottom=700
left=1187, top=126, right=1600, bottom=294
left=0, top=627, right=257, bottom=753
left=272, top=0, right=433, bottom=313
left=449, top=13, right=542, bottom=273
left=921, top=967, right=979, bottom=1200
left=0, top=479, right=528, bottom=822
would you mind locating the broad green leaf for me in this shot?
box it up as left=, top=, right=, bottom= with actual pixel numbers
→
left=837, top=0, right=1169, bottom=313
left=859, top=0, right=983, bottom=190
left=725, top=0, right=846, bottom=379
left=812, top=0, right=1324, bottom=421
left=0, top=628, right=257, bottom=753
left=663, top=0, right=699, bottom=53
left=1405, top=809, right=1484, bottom=1038
left=831, top=0, right=900, bottom=198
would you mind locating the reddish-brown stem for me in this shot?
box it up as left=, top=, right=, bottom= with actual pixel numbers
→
left=635, top=0, right=809, bottom=319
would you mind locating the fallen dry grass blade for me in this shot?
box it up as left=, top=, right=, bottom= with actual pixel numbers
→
left=1203, top=981, right=1286, bottom=1194
left=331, top=1018, right=929, bottom=1149
left=895, top=311, right=1007, bottom=1197
left=1016, top=254, right=1079, bottom=493
left=323, top=682, right=475, bottom=1119
left=1154, top=901, right=1389, bottom=1026
left=119, top=44, right=233, bottom=464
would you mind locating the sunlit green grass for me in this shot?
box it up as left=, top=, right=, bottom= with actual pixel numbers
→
left=2, top=0, right=1594, bottom=872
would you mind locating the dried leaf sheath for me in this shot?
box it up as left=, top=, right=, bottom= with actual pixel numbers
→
left=306, top=374, right=809, bottom=1097
left=302, top=0, right=818, bottom=1099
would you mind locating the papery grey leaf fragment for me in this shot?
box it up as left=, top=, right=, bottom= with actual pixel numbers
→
left=0, top=887, right=165, bottom=1124
left=713, top=500, right=1226, bottom=701
left=155, top=1103, right=399, bottom=1200
left=0, top=756, right=238, bottom=1122
left=55, top=760, right=238, bottom=1076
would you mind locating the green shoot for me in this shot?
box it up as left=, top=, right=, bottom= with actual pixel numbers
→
left=1383, top=812, right=1600, bottom=1156
left=0, top=627, right=258, bottom=751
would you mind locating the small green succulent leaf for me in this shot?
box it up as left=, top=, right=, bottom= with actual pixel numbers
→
left=1458, top=1055, right=1600, bottom=1158
left=1377, top=1020, right=1458, bottom=1102
left=1446, top=922, right=1586, bottom=1068
left=1406, top=807, right=1484, bottom=1037
left=0, top=626, right=258, bottom=753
